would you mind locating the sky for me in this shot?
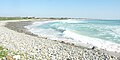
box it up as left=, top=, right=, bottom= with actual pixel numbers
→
left=0, top=0, right=120, bottom=19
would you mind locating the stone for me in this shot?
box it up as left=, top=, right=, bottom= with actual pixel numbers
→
left=66, top=58, right=71, bottom=60
left=61, top=41, right=65, bottom=43
left=6, top=56, right=14, bottom=60
left=2, top=57, right=7, bottom=60
left=13, top=55, right=20, bottom=60
left=92, top=46, right=95, bottom=50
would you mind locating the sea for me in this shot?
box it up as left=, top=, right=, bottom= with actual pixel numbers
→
left=25, top=19, right=120, bottom=53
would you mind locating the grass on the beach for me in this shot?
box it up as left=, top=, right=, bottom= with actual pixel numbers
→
left=0, top=46, right=8, bottom=58
left=0, top=46, right=27, bottom=59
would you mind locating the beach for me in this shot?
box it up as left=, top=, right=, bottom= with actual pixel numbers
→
left=0, top=20, right=119, bottom=60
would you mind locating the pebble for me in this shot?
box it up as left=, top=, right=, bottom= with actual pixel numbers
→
left=2, top=57, right=7, bottom=60
left=13, top=55, right=21, bottom=60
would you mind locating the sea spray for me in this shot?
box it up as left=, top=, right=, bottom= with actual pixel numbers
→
left=25, top=20, right=120, bottom=53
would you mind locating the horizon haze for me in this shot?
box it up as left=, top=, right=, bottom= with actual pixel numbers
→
left=0, top=0, right=120, bottom=19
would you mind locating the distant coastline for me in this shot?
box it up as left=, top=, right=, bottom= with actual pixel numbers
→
left=0, top=17, right=79, bottom=20
left=1, top=17, right=120, bottom=21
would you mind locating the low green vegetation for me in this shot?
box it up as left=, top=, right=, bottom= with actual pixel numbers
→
left=0, top=17, right=80, bottom=21
left=0, top=17, right=35, bottom=20
left=0, top=46, right=27, bottom=59
left=0, top=46, right=8, bottom=58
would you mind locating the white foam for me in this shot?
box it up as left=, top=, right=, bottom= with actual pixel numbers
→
left=31, top=20, right=84, bottom=26
left=63, top=30, right=120, bottom=52
left=25, top=20, right=120, bottom=53
left=25, top=20, right=84, bottom=33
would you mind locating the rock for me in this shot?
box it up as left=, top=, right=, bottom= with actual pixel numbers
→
left=66, top=58, right=71, bottom=60
left=2, top=57, right=7, bottom=60
left=111, top=56, right=113, bottom=58
left=71, top=43, right=74, bottom=45
left=117, top=57, right=120, bottom=60
left=92, top=46, right=95, bottom=50
left=6, top=56, right=14, bottom=60
left=13, top=55, right=20, bottom=60
left=61, top=41, right=65, bottom=43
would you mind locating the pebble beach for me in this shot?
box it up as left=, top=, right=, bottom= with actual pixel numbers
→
left=0, top=20, right=119, bottom=60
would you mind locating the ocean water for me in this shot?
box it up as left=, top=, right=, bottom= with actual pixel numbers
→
left=25, top=20, right=120, bottom=52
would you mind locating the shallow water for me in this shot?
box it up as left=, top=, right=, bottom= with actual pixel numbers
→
left=25, top=19, right=120, bottom=52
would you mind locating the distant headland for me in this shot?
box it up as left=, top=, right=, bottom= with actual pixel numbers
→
left=0, top=17, right=90, bottom=20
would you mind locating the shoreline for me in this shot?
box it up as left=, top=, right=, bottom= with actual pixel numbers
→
left=1, top=19, right=120, bottom=59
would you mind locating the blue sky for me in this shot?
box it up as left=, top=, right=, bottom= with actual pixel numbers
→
left=0, top=0, right=120, bottom=19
